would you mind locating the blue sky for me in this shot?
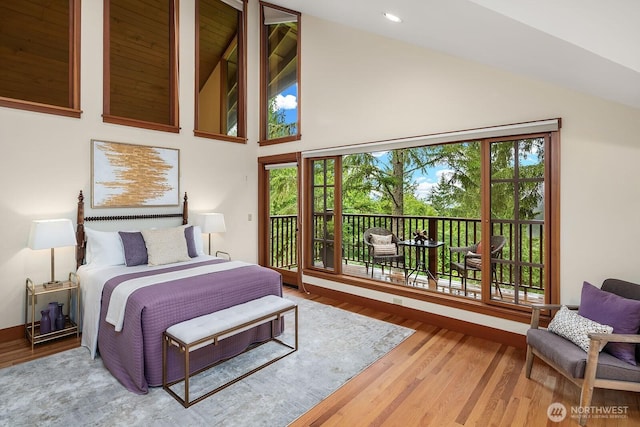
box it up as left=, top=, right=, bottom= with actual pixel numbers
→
left=274, top=84, right=298, bottom=125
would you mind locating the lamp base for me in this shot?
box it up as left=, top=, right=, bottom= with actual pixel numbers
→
left=43, top=280, right=64, bottom=289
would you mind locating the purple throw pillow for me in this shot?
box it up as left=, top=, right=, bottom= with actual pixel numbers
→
left=184, top=225, right=198, bottom=258
left=118, top=231, right=148, bottom=266
left=578, top=281, right=640, bottom=365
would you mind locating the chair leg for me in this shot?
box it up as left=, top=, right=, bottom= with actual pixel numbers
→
left=462, top=269, right=468, bottom=296
left=579, top=345, right=600, bottom=426
left=492, top=269, right=503, bottom=299
left=525, top=345, right=534, bottom=378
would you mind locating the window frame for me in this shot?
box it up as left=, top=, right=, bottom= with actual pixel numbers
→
left=0, top=0, right=81, bottom=118
left=258, top=1, right=302, bottom=146
left=194, top=0, right=247, bottom=143
left=103, top=0, right=180, bottom=133
left=301, top=124, right=561, bottom=324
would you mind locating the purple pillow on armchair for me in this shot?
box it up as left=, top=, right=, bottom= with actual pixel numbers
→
left=578, top=281, right=640, bottom=365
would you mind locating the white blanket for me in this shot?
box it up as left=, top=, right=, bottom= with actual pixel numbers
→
left=105, top=260, right=251, bottom=332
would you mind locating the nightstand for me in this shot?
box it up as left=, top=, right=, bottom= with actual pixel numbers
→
left=25, top=272, right=80, bottom=350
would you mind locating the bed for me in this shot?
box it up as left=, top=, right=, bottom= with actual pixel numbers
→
left=74, top=191, right=283, bottom=394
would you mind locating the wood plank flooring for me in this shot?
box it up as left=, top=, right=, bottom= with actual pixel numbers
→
left=287, top=287, right=640, bottom=427
left=1, top=287, right=638, bottom=426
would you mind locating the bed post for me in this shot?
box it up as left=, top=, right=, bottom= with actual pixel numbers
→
left=76, top=190, right=85, bottom=268
left=182, top=192, right=189, bottom=225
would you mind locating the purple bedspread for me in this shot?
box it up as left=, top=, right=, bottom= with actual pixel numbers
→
left=97, top=259, right=282, bottom=394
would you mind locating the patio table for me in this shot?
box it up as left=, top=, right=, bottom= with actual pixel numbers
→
left=398, top=240, right=445, bottom=286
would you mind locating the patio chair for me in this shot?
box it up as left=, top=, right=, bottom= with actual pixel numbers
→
left=525, top=278, right=640, bottom=426
left=363, top=227, right=406, bottom=279
left=448, top=235, right=506, bottom=297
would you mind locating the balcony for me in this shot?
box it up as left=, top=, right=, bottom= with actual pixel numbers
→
left=269, top=213, right=545, bottom=306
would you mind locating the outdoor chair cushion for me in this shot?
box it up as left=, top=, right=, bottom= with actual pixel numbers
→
left=465, top=251, right=481, bottom=268
left=372, top=243, right=397, bottom=256
left=370, top=234, right=392, bottom=245
left=527, top=328, right=640, bottom=382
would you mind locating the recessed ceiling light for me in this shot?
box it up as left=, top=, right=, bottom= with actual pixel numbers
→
left=383, top=12, right=402, bottom=23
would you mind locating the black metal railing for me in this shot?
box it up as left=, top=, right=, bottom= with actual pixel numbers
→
left=269, top=213, right=545, bottom=295
left=269, top=215, right=298, bottom=270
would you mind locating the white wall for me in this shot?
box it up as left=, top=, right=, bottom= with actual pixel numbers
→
left=257, top=15, right=640, bottom=332
left=2, top=4, right=639, bottom=333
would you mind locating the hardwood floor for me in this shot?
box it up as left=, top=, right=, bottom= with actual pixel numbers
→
left=285, top=287, right=639, bottom=427
left=1, top=287, right=638, bottom=426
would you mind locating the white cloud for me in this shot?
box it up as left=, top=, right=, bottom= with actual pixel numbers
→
left=436, top=168, right=455, bottom=181
left=275, top=94, right=297, bottom=110
left=415, top=176, right=436, bottom=200
left=414, top=169, right=456, bottom=200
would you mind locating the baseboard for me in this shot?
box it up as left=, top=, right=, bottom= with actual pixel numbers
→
left=0, top=325, right=25, bottom=344
left=304, top=283, right=527, bottom=349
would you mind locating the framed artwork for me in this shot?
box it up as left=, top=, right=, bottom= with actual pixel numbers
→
left=91, top=140, right=180, bottom=208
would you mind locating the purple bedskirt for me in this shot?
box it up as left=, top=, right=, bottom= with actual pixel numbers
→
left=97, top=260, right=283, bottom=394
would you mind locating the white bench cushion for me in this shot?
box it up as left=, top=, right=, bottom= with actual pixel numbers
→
left=166, top=295, right=296, bottom=349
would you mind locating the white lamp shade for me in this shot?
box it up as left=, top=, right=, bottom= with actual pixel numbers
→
left=28, top=219, right=76, bottom=250
left=200, top=213, right=226, bottom=233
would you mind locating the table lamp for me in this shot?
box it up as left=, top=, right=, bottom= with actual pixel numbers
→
left=28, top=218, right=76, bottom=287
left=200, top=213, right=226, bottom=255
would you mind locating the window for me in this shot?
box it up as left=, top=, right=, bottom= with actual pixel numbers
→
left=301, top=120, right=560, bottom=318
left=259, top=2, right=301, bottom=145
left=195, top=0, right=246, bottom=142
left=104, top=0, right=179, bottom=132
left=0, top=0, right=81, bottom=117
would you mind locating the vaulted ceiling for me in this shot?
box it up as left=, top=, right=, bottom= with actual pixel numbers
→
left=269, top=0, right=640, bottom=110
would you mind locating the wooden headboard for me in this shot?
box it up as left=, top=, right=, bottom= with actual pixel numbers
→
left=75, top=190, right=189, bottom=268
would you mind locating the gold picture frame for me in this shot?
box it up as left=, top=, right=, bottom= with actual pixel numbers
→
left=91, top=140, right=180, bottom=208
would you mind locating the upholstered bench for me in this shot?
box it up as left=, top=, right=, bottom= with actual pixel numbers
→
left=162, top=295, right=298, bottom=407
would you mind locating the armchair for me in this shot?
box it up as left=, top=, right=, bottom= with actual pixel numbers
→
left=448, top=235, right=506, bottom=296
left=363, top=227, right=406, bottom=279
left=525, top=278, right=640, bottom=426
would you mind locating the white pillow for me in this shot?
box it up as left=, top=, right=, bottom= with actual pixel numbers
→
left=370, top=233, right=392, bottom=245
left=84, top=227, right=125, bottom=266
left=141, top=227, right=191, bottom=266
left=547, top=306, right=613, bottom=352
left=372, top=243, right=397, bottom=256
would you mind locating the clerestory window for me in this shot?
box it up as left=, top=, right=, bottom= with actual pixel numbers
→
left=259, top=2, right=301, bottom=145
left=195, top=0, right=247, bottom=142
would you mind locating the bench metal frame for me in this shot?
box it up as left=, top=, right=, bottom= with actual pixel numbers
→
left=162, top=303, right=298, bottom=407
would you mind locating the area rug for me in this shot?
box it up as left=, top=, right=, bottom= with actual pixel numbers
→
left=0, top=295, right=414, bottom=427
